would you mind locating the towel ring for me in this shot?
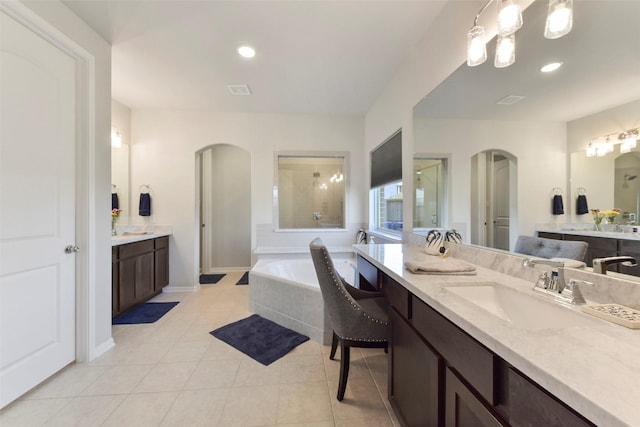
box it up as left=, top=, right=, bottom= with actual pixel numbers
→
left=553, top=187, right=563, bottom=195
left=577, top=187, right=587, bottom=195
left=139, top=184, right=151, bottom=193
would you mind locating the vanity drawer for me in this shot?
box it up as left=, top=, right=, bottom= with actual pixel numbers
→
left=118, top=239, right=154, bottom=259
left=380, top=273, right=409, bottom=318
left=357, top=255, right=379, bottom=291
left=412, top=296, right=495, bottom=404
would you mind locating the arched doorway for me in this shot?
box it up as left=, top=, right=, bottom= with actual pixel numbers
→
left=196, top=144, right=251, bottom=274
left=470, top=150, right=517, bottom=251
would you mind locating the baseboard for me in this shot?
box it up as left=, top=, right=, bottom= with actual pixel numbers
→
left=162, top=284, right=201, bottom=293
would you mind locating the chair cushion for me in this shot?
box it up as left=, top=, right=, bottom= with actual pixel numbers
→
left=514, top=235, right=588, bottom=262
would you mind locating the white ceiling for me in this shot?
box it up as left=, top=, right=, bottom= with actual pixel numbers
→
left=62, top=0, right=448, bottom=115
left=414, top=0, right=640, bottom=122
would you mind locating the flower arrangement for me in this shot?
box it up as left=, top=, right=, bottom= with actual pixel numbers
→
left=591, top=208, right=621, bottom=231
left=111, top=209, right=122, bottom=236
left=601, top=208, right=621, bottom=223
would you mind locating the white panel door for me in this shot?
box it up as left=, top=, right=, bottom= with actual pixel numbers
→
left=493, top=157, right=510, bottom=251
left=0, top=11, right=77, bottom=407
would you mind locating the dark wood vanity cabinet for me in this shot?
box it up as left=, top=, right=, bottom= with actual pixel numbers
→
left=379, top=268, right=595, bottom=427
left=112, top=237, right=169, bottom=317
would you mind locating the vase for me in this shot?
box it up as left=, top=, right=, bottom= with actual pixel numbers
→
left=593, top=220, right=602, bottom=231
left=112, top=217, right=117, bottom=236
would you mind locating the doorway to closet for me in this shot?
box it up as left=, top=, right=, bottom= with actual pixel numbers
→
left=197, top=144, right=251, bottom=274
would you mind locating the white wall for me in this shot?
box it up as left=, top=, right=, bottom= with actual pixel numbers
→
left=22, top=0, right=113, bottom=359
left=364, top=0, right=560, bottom=248
left=130, top=111, right=364, bottom=288
left=414, top=118, right=567, bottom=241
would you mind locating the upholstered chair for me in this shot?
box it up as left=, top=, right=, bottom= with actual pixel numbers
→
left=309, top=238, right=388, bottom=401
left=514, top=235, right=588, bottom=262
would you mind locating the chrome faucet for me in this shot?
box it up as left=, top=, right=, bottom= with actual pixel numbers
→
left=522, top=258, right=566, bottom=292
left=592, top=256, right=637, bottom=274
left=523, top=258, right=594, bottom=304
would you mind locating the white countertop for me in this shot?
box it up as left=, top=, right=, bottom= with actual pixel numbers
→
left=111, top=231, right=171, bottom=246
left=354, top=243, right=640, bottom=427
left=537, top=224, right=640, bottom=241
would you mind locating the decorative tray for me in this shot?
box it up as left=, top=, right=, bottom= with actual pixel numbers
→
left=582, top=304, right=640, bottom=329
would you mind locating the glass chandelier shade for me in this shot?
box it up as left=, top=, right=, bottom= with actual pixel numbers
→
left=494, top=34, right=515, bottom=68
left=467, top=25, right=487, bottom=67
left=544, top=0, right=573, bottom=39
left=497, top=0, right=523, bottom=36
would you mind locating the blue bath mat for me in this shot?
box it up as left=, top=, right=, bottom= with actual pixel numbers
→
left=210, top=314, right=309, bottom=365
left=200, top=273, right=225, bottom=284
left=236, top=272, right=249, bottom=285
left=112, top=302, right=179, bottom=325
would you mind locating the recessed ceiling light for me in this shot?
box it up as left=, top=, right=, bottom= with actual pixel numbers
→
left=237, top=45, right=256, bottom=58
left=541, top=61, right=563, bottom=73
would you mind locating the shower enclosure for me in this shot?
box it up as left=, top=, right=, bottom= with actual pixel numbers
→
left=276, top=154, right=346, bottom=229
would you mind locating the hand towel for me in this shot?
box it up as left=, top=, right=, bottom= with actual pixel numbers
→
left=552, top=194, right=564, bottom=215
left=112, top=192, right=119, bottom=210
left=139, top=193, right=151, bottom=216
left=576, top=194, right=589, bottom=215
left=404, top=258, right=477, bottom=275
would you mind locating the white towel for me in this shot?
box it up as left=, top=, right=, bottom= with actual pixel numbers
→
left=404, top=258, right=477, bottom=275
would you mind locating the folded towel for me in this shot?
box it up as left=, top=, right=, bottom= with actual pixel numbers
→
left=112, top=192, right=119, bottom=210
left=576, top=194, right=589, bottom=215
left=550, top=257, right=586, bottom=269
left=139, top=193, right=151, bottom=216
left=404, top=258, right=477, bottom=275
left=552, top=194, right=564, bottom=215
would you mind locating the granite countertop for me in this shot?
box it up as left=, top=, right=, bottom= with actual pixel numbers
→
left=354, top=243, right=640, bottom=427
left=111, top=226, right=172, bottom=246
left=537, top=224, right=640, bottom=241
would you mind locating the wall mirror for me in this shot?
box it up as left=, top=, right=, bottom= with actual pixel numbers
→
left=275, top=152, right=347, bottom=230
left=412, top=0, right=640, bottom=253
left=413, top=156, right=448, bottom=233
left=111, top=139, right=129, bottom=225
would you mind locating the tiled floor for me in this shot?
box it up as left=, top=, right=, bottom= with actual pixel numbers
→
left=0, top=272, right=398, bottom=426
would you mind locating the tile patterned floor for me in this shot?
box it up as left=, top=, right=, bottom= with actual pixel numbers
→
left=0, top=272, right=399, bottom=426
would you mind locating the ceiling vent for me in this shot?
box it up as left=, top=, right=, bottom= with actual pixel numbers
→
left=496, top=95, right=525, bottom=105
left=227, top=84, right=252, bottom=96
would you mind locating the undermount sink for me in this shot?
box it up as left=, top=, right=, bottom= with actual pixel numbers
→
left=444, top=283, right=593, bottom=330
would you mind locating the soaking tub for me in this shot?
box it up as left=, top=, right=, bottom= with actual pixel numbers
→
left=248, top=258, right=356, bottom=345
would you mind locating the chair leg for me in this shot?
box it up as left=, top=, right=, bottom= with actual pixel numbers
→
left=337, top=341, right=350, bottom=401
left=330, top=331, right=338, bottom=360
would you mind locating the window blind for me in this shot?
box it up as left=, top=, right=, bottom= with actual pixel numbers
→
left=370, top=130, right=402, bottom=188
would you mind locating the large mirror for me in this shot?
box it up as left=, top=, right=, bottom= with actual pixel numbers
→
left=413, top=0, right=640, bottom=252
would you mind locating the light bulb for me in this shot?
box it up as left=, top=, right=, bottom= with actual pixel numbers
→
left=495, top=34, right=515, bottom=68
left=586, top=143, right=596, bottom=158
left=545, top=0, right=573, bottom=39
left=497, top=0, right=523, bottom=36
left=467, top=26, right=487, bottom=67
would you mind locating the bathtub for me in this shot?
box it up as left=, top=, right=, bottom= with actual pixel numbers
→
left=248, top=258, right=355, bottom=345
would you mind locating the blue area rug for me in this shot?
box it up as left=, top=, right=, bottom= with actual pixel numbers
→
left=112, top=302, right=179, bottom=325
left=210, top=314, right=309, bottom=365
left=236, top=271, right=249, bottom=285
left=200, top=273, right=225, bottom=284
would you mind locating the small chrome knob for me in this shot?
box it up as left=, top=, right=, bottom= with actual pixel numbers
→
left=64, top=245, right=80, bottom=254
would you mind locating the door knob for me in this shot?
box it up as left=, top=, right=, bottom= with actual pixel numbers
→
left=64, top=245, right=80, bottom=254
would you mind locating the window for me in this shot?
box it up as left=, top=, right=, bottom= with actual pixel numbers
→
left=370, top=130, right=402, bottom=233
left=276, top=153, right=347, bottom=229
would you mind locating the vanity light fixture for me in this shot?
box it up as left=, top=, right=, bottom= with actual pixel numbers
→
left=585, top=128, right=640, bottom=157
left=111, top=127, right=122, bottom=148
left=467, top=0, right=573, bottom=68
